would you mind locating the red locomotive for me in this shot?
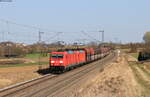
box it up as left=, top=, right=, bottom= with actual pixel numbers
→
left=49, top=47, right=111, bottom=72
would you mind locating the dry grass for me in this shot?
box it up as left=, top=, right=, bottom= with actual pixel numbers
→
left=70, top=55, right=143, bottom=97
left=0, top=65, right=44, bottom=88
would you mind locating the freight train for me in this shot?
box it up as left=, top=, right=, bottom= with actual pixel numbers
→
left=49, top=47, right=111, bottom=72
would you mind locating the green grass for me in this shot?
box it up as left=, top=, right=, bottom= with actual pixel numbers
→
left=130, top=53, right=139, bottom=59
left=0, top=53, right=50, bottom=68
left=25, top=53, right=48, bottom=59
left=121, top=48, right=130, bottom=52
left=0, top=61, right=49, bottom=68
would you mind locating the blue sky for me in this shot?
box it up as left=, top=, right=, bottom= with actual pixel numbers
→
left=0, top=0, right=150, bottom=44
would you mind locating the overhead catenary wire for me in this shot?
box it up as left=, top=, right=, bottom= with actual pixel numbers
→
left=0, top=19, right=54, bottom=33
left=0, top=19, right=59, bottom=44
left=43, top=32, right=63, bottom=42
left=0, top=19, right=102, bottom=44
left=81, top=31, right=100, bottom=42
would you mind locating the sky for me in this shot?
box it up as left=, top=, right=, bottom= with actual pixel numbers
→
left=0, top=0, right=150, bottom=44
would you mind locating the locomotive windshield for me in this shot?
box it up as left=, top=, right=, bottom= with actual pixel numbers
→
left=51, top=54, right=64, bottom=58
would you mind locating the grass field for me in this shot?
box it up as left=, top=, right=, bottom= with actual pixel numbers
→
left=25, top=53, right=48, bottom=58
left=0, top=53, right=50, bottom=68
left=130, top=53, right=139, bottom=59
left=121, top=48, right=130, bottom=52
left=0, top=61, right=49, bottom=68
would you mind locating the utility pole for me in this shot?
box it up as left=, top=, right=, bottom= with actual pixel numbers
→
left=39, top=31, right=44, bottom=42
left=38, top=31, right=44, bottom=70
left=6, top=21, right=11, bottom=58
left=56, top=32, right=63, bottom=50
left=57, top=32, right=63, bottom=41
left=99, top=30, right=104, bottom=43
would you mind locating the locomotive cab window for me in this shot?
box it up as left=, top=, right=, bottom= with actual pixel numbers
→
left=51, top=54, right=64, bottom=58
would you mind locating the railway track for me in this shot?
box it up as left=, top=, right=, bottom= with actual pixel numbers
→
left=0, top=74, right=57, bottom=97
left=0, top=52, right=117, bottom=97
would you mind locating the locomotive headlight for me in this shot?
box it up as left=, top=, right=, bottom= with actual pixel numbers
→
left=59, top=61, right=63, bottom=63
left=51, top=61, right=55, bottom=63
